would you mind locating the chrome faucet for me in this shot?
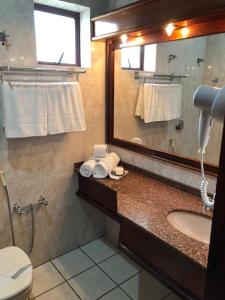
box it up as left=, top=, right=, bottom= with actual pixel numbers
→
left=13, top=196, right=48, bottom=216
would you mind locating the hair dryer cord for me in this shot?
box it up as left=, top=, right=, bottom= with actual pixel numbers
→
left=200, top=153, right=215, bottom=209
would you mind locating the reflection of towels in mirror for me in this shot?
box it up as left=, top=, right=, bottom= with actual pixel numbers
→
left=135, top=83, right=182, bottom=123
left=131, top=137, right=144, bottom=145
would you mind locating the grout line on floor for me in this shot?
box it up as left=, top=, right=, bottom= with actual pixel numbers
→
left=117, top=285, right=134, bottom=300
left=118, top=269, right=143, bottom=286
left=52, top=259, right=96, bottom=282
left=66, top=279, right=83, bottom=300
left=48, top=235, right=106, bottom=265
left=79, top=247, right=140, bottom=292
left=95, top=286, right=122, bottom=300
left=31, top=282, right=66, bottom=299
left=79, top=247, right=121, bottom=284
left=49, top=260, right=68, bottom=280
left=66, top=282, right=83, bottom=300
left=91, top=251, right=119, bottom=265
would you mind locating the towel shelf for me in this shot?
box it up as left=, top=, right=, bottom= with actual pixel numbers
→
left=135, top=72, right=190, bottom=82
left=0, top=65, right=86, bottom=76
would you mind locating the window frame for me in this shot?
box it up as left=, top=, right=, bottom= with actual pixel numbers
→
left=34, top=3, right=80, bottom=66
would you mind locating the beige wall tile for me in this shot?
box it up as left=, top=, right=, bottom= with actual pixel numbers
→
left=0, top=0, right=107, bottom=266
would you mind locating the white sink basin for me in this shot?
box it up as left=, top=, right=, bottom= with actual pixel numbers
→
left=167, top=211, right=212, bottom=244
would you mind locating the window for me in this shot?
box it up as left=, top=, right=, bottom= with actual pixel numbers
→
left=121, top=46, right=142, bottom=69
left=34, top=4, right=80, bottom=66
left=121, top=44, right=157, bottom=72
left=144, top=44, right=157, bottom=72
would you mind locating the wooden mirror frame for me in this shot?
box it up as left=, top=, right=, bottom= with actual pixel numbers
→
left=106, top=10, right=225, bottom=176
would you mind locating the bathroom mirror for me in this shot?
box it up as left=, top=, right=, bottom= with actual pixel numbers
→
left=112, top=33, right=225, bottom=170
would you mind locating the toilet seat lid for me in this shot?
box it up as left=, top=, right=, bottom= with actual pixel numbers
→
left=0, top=246, right=32, bottom=300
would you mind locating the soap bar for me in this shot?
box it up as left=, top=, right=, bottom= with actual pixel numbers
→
left=113, top=166, right=124, bottom=176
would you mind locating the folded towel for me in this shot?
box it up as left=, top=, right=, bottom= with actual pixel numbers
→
left=0, top=82, right=47, bottom=138
left=80, top=160, right=97, bottom=177
left=93, top=152, right=120, bottom=179
left=93, top=144, right=108, bottom=158
left=46, top=82, right=86, bottom=134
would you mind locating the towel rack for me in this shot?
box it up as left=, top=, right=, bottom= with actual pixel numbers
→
left=135, top=72, right=190, bottom=82
left=0, top=65, right=86, bottom=82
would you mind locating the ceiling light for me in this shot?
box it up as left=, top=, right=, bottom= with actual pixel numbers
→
left=120, top=34, right=128, bottom=44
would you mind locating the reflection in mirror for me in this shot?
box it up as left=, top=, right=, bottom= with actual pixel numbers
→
left=114, top=33, right=225, bottom=165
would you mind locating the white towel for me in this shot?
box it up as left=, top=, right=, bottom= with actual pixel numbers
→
left=93, top=152, right=120, bottom=179
left=135, top=83, right=144, bottom=118
left=0, top=82, right=47, bottom=138
left=93, top=144, right=108, bottom=158
left=93, top=161, right=108, bottom=179
left=80, top=160, right=97, bottom=177
left=135, top=83, right=182, bottom=123
left=46, top=82, right=86, bottom=134
left=130, top=137, right=144, bottom=145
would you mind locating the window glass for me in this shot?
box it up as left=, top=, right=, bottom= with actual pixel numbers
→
left=144, top=44, right=157, bottom=72
left=121, top=46, right=141, bottom=69
left=34, top=10, right=76, bottom=64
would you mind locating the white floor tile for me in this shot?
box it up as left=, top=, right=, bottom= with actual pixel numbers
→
left=68, top=265, right=116, bottom=300
left=30, top=262, right=64, bottom=299
left=99, top=287, right=131, bottom=300
left=34, top=283, right=80, bottom=300
left=81, top=238, right=119, bottom=263
left=52, top=248, right=94, bottom=280
left=120, top=270, right=170, bottom=300
left=99, top=253, right=142, bottom=284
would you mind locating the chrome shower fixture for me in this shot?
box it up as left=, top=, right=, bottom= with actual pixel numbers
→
left=175, top=119, right=184, bottom=131
left=13, top=196, right=48, bottom=216
left=0, top=31, right=10, bottom=48
left=196, top=58, right=204, bottom=66
left=212, top=77, right=219, bottom=85
left=168, top=54, right=177, bottom=63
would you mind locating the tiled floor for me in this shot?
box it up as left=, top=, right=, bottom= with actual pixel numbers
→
left=29, top=237, right=183, bottom=300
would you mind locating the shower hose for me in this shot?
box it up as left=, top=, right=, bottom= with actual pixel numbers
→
left=3, top=185, right=35, bottom=256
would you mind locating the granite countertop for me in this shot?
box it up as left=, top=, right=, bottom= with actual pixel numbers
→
left=92, top=169, right=212, bottom=268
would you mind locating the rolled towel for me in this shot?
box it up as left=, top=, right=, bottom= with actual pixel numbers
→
left=93, top=152, right=120, bottom=179
left=93, top=161, right=108, bottom=179
left=80, top=160, right=97, bottom=177
left=93, top=144, right=108, bottom=158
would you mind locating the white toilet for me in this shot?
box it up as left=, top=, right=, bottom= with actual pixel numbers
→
left=0, top=246, right=33, bottom=300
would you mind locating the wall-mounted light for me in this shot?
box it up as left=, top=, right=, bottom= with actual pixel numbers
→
left=181, top=27, right=190, bottom=38
left=165, top=23, right=176, bottom=36
left=120, top=34, right=128, bottom=44
left=120, top=36, right=143, bottom=48
left=136, top=37, right=143, bottom=44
